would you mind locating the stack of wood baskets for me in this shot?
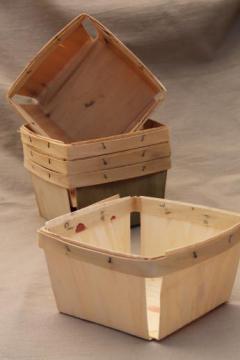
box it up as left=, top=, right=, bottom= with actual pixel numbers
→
left=7, top=13, right=240, bottom=341
left=8, top=14, right=171, bottom=221
left=39, top=195, right=240, bottom=340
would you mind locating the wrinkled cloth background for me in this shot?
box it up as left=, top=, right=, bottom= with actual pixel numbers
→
left=1, top=1, right=240, bottom=359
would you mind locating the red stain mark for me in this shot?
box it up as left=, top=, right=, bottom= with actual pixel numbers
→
left=148, top=305, right=160, bottom=313
left=75, top=223, right=86, bottom=233
left=111, top=215, right=116, bottom=221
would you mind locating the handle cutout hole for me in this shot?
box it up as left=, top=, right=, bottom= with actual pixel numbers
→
left=12, top=94, right=39, bottom=105
left=82, top=18, right=98, bottom=39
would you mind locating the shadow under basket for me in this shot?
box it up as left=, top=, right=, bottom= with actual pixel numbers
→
left=39, top=196, right=240, bottom=340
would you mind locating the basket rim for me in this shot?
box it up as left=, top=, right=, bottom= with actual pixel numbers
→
left=38, top=196, right=240, bottom=277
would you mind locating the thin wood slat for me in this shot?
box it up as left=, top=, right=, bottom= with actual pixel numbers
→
left=23, top=141, right=170, bottom=174
left=24, top=156, right=171, bottom=189
left=39, top=196, right=240, bottom=340
left=20, top=120, right=170, bottom=160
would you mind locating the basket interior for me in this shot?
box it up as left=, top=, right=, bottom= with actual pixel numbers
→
left=10, top=16, right=163, bottom=143
left=45, top=196, right=240, bottom=257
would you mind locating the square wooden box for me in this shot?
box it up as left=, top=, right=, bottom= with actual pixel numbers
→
left=39, top=196, right=240, bottom=340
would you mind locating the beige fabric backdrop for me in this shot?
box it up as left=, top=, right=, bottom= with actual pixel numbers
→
left=1, top=1, right=240, bottom=359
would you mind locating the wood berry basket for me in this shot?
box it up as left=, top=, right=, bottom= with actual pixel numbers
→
left=7, top=13, right=171, bottom=221
left=39, top=196, right=240, bottom=340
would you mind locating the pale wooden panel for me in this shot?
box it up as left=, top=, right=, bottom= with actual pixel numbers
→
left=108, top=213, right=131, bottom=253
left=42, top=241, right=82, bottom=315
left=158, top=243, right=240, bottom=339
left=19, top=104, right=71, bottom=142
left=69, top=257, right=148, bottom=338
left=140, top=196, right=240, bottom=230
left=185, top=222, right=220, bottom=244
left=31, top=174, right=70, bottom=220
left=141, top=213, right=171, bottom=256
left=45, top=40, right=157, bottom=142
left=141, top=212, right=225, bottom=257
left=8, top=20, right=91, bottom=97
left=42, top=238, right=149, bottom=339
left=25, top=156, right=171, bottom=188
left=45, top=196, right=132, bottom=235
left=91, top=213, right=131, bottom=253
left=71, top=213, right=131, bottom=253
left=145, top=278, right=162, bottom=339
